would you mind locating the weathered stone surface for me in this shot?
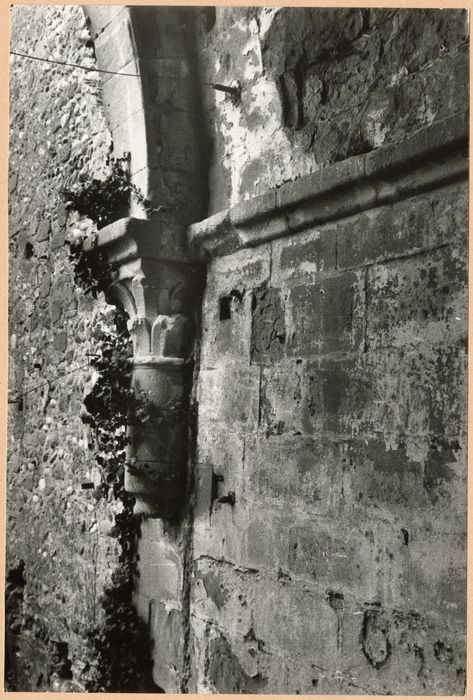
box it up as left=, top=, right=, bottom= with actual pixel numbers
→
left=195, top=7, right=468, bottom=212
left=287, top=271, right=366, bottom=357
left=9, top=5, right=468, bottom=696
left=299, top=345, right=466, bottom=438
left=92, top=12, right=137, bottom=77
left=203, top=287, right=251, bottom=365
left=367, top=246, right=466, bottom=350
left=250, top=285, right=286, bottom=363
left=149, top=601, right=184, bottom=692
left=200, top=246, right=270, bottom=368
left=188, top=113, right=467, bottom=259
left=198, top=365, right=260, bottom=428
left=259, top=360, right=305, bottom=435
left=337, top=182, right=468, bottom=270
left=342, top=436, right=466, bottom=529
left=134, top=535, right=182, bottom=602
left=245, top=434, right=344, bottom=515
left=271, top=224, right=337, bottom=284
left=7, top=5, right=123, bottom=691
left=193, top=115, right=466, bottom=695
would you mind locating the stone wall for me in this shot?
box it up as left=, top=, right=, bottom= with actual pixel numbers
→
left=191, top=180, right=467, bottom=694
left=195, top=7, right=468, bottom=212
left=187, top=7, right=468, bottom=694
left=7, top=5, right=468, bottom=695
left=7, top=5, right=130, bottom=690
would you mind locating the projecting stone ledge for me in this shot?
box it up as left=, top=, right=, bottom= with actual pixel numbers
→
left=84, top=217, right=203, bottom=518
left=188, top=111, right=468, bottom=259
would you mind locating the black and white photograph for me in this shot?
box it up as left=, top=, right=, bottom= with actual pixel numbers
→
left=6, top=3, right=468, bottom=693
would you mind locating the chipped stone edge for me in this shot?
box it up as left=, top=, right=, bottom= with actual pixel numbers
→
left=188, top=111, right=469, bottom=260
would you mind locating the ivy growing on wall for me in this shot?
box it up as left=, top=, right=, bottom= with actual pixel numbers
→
left=63, top=162, right=158, bottom=689
left=79, top=307, right=155, bottom=692
left=63, top=154, right=164, bottom=298
left=61, top=154, right=158, bottom=229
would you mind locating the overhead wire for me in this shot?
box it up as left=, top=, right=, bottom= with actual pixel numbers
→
left=8, top=359, right=97, bottom=404
left=9, top=49, right=239, bottom=93
left=10, top=49, right=141, bottom=77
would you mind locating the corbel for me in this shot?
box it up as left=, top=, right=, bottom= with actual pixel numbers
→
left=83, top=217, right=203, bottom=518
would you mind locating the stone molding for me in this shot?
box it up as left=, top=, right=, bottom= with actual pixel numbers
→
left=84, top=217, right=203, bottom=517
left=81, top=5, right=208, bottom=519
left=188, top=111, right=468, bottom=259
left=83, top=5, right=207, bottom=226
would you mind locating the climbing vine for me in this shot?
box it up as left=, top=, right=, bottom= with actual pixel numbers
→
left=79, top=306, right=154, bottom=692
left=61, top=154, right=159, bottom=229
left=61, top=156, right=159, bottom=689
left=63, top=153, right=162, bottom=298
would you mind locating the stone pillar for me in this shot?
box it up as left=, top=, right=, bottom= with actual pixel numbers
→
left=84, top=217, right=202, bottom=517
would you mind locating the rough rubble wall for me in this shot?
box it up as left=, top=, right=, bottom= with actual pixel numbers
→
left=8, top=6, right=123, bottom=690
left=192, top=180, right=467, bottom=694
left=195, top=7, right=468, bottom=213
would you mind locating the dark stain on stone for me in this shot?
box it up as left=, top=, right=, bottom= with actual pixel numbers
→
left=433, top=640, right=454, bottom=664
left=391, top=609, right=428, bottom=663
left=5, top=561, right=30, bottom=690
left=264, top=420, right=285, bottom=437
left=219, top=289, right=243, bottom=322
left=327, top=590, right=345, bottom=651
left=310, top=358, right=372, bottom=433
left=401, top=528, right=409, bottom=546
left=354, top=439, right=425, bottom=505
left=361, top=606, right=391, bottom=669
left=365, top=440, right=421, bottom=478
left=240, top=157, right=265, bottom=197
left=423, top=436, right=459, bottom=503
left=326, top=368, right=348, bottom=420
left=277, top=567, right=291, bottom=584
left=47, top=640, right=73, bottom=682
left=210, top=470, right=224, bottom=514
left=327, top=589, right=345, bottom=613
left=244, top=626, right=269, bottom=653
left=251, top=285, right=286, bottom=364
left=218, top=491, right=236, bottom=506
left=278, top=53, right=307, bottom=129
left=412, top=642, right=426, bottom=679
left=219, top=296, right=232, bottom=321
left=206, top=632, right=268, bottom=693
left=24, top=241, right=34, bottom=259
left=199, top=570, right=230, bottom=610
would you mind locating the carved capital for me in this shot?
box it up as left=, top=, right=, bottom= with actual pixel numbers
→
left=83, top=217, right=201, bottom=358
left=84, top=217, right=203, bottom=517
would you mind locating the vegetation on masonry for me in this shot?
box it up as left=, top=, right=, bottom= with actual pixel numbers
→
left=77, top=309, right=189, bottom=690
left=63, top=153, right=192, bottom=689
left=62, top=155, right=143, bottom=298
left=79, top=307, right=154, bottom=692
left=61, top=154, right=157, bottom=229
left=64, top=167, right=156, bottom=690
left=62, top=154, right=165, bottom=298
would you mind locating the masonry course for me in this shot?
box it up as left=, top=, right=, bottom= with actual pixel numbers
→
left=192, top=83, right=466, bottom=692
left=7, top=5, right=468, bottom=694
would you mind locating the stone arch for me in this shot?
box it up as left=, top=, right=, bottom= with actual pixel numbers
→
left=82, top=5, right=207, bottom=231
